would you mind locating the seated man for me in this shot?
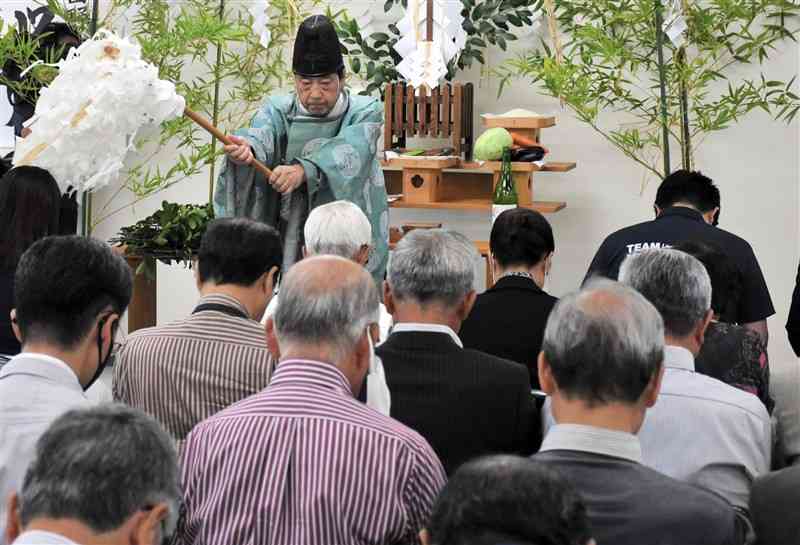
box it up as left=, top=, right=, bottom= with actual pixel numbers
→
left=749, top=465, right=800, bottom=545
left=460, top=208, right=558, bottom=387
left=422, top=455, right=594, bottom=545
left=585, top=170, right=772, bottom=344
left=379, top=229, right=539, bottom=475
left=263, top=200, right=392, bottom=414
left=620, top=249, right=771, bottom=511
left=5, top=404, right=180, bottom=545
left=536, top=279, right=737, bottom=545
left=176, top=256, right=446, bottom=545
left=0, top=236, right=131, bottom=544
left=114, top=218, right=282, bottom=450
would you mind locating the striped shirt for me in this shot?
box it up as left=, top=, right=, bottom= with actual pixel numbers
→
left=176, top=358, right=447, bottom=545
left=113, top=294, right=272, bottom=452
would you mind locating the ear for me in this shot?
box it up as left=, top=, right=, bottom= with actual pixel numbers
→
left=368, top=322, right=380, bottom=345
left=354, top=245, right=371, bottom=267
left=695, top=309, right=713, bottom=348
left=101, top=314, right=120, bottom=354
left=193, top=260, right=202, bottom=292
left=457, top=290, right=477, bottom=322
left=265, top=318, right=281, bottom=360
left=131, top=502, right=169, bottom=545
left=653, top=205, right=662, bottom=217
left=644, top=365, right=665, bottom=408
left=302, top=246, right=309, bottom=259
left=10, top=309, right=21, bottom=343
left=5, top=492, right=21, bottom=544
left=353, top=330, right=372, bottom=385
left=538, top=352, right=556, bottom=395
left=419, top=528, right=432, bottom=545
left=703, top=207, right=720, bottom=225
left=263, top=266, right=278, bottom=296
left=383, top=282, right=396, bottom=316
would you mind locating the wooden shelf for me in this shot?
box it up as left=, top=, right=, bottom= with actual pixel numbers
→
left=389, top=198, right=567, bottom=214
left=482, top=115, right=556, bottom=129
left=381, top=161, right=576, bottom=174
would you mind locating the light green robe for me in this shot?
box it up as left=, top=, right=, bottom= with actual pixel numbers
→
left=214, top=91, right=389, bottom=281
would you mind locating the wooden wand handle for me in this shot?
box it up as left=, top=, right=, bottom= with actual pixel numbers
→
left=184, top=107, right=273, bottom=179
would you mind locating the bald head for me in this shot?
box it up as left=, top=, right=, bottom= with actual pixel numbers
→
left=541, top=279, right=664, bottom=406
left=274, top=255, right=379, bottom=362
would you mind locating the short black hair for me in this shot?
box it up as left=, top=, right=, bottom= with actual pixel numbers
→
left=197, top=218, right=282, bottom=286
left=673, top=241, right=742, bottom=324
left=428, top=456, right=592, bottom=545
left=15, top=236, right=132, bottom=348
left=490, top=208, right=554, bottom=268
left=655, top=170, right=720, bottom=213
left=0, top=166, right=62, bottom=270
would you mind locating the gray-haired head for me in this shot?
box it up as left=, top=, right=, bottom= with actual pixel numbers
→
left=19, top=404, right=180, bottom=536
left=542, top=279, right=665, bottom=406
left=304, top=200, right=372, bottom=260
left=275, top=255, right=379, bottom=362
left=388, top=229, right=478, bottom=307
left=618, top=248, right=712, bottom=338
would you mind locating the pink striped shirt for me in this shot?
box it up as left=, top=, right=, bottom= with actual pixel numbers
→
left=176, top=359, right=447, bottom=545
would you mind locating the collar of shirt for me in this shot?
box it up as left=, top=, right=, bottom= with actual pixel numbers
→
left=658, top=206, right=704, bottom=223
left=295, top=91, right=348, bottom=119
left=540, top=423, right=643, bottom=464
left=269, top=358, right=353, bottom=396
left=194, top=293, right=250, bottom=317
left=390, top=323, right=463, bottom=348
left=664, top=345, right=696, bottom=372
left=0, top=352, right=84, bottom=392
left=10, top=531, right=81, bottom=545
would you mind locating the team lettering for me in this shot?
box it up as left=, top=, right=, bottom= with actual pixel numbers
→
left=626, top=242, right=673, bottom=254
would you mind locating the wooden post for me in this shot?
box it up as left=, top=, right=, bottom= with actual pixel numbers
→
left=125, top=256, right=157, bottom=333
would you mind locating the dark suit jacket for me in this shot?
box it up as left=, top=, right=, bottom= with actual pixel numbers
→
left=750, top=465, right=800, bottom=545
left=536, top=450, right=737, bottom=545
left=460, top=276, right=557, bottom=387
left=377, top=330, right=540, bottom=475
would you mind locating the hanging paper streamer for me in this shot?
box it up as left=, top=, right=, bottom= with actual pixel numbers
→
left=248, top=0, right=272, bottom=49
left=662, top=0, right=687, bottom=47
left=13, top=30, right=185, bottom=194
left=394, top=0, right=467, bottom=88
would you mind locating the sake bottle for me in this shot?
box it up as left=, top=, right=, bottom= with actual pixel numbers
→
left=492, top=147, right=518, bottom=225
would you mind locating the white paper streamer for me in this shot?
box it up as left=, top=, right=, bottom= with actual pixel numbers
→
left=393, top=0, right=467, bottom=88
left=13, top=30, right=185, bottom=194
left=662, top=0, right=687, bottom=48
left=248, top=0, right=272, bottom=49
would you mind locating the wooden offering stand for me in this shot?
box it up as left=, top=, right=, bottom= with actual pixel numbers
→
left=381, top=88, right=576, bottom=215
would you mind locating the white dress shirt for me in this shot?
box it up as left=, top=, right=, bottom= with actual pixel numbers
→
left=638, top=345, right=771, bottom=509
left=0, top=354, right=90, bottom=545
left=10, top=531, right=80, bottom=545
left=540, top=423, right=642, bottom=463
left=390, top=322, right=463, bottom=348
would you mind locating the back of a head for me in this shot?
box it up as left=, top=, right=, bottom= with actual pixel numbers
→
left=198, top=218, right=282, bottom=286
left=619, top=249, right=712, bottom=338
left=0, top=166, right=61, bottom=270
left=20, top=404, right=180, bottom=534
left=673, top=241, right=742, bottom=324
left=654, top=170, right=720, bottom=213
left=14, top=235, right=132, bottom=348
left=490, top=208, right=554, bottom=269
left=304, top=200, right=372, bottom=259
left=275, top=255, right=379, bottom=360
left=388, top=229, right=477, bottom=307
left=427, top=455, right=592, bottom=545
left=542, top=279, right=664, bottom=405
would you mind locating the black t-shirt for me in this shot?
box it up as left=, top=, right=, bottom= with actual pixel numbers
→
left=0, top=268, right=19, bottom=356
left=787, top=262, right=800, bottom=356
left=585, top=206, right=774, bottom=324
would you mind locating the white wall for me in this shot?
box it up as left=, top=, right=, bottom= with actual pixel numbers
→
left=86, top=11, right=799, bottom=374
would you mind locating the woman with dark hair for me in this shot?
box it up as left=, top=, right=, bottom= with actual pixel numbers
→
left=674, top=240, right=773, bottom=412
left=460, top=208, right=558, bottom=387
left=0, top=166, right=62, bottom=365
